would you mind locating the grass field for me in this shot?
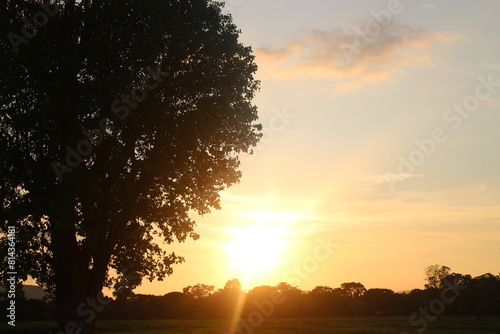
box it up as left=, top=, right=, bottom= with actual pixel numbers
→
left=2, top=317, right=500, bottom=334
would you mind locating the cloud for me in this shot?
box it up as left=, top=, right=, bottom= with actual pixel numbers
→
left=434, top=31, right=467, bottom=43
left=256, top=23, right=464, bottom=89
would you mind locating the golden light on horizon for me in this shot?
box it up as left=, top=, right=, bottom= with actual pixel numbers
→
left=224, top=210, right=300, bottom=334
left=224, top=211, right=301, bottom=280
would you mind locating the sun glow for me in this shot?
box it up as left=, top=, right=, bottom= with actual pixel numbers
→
left=225, top=211, right=299, bottom=278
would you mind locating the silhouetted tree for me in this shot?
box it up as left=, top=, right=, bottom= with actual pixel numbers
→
left=0, top=1, right=260, bottom=333
left=276, top=282, right=302, bottom=295
left=307, top=286, right=341, bottom=317
left=340, top=282, right=366, bottom=298
left=444, top=272, right=472, bottom=287
left=467, top=273, right=500, bottom=315
left=157, top=292, right=191, bottom=319
left=209, top=279, right=244, bottom=318
left=424, top=264, right=451, bottom=289
left=183, top=283, right=215, bottom=300
left=310, top=285, right=335, bottom=295
left=247, top=284, right=275, bottom=297
left=243, top=285, right=280, bottom=318
left=363, top=288, right=395, bottom=315
left=224, top=278, right=242, bottom=293
left=274, top=282, right=304, bottom=317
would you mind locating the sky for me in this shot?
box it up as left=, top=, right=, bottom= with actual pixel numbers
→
left=135, top=0, right=500, bottom=295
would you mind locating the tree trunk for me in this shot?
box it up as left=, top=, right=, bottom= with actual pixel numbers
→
left=54, top=263, right=112, bottom=334
left=54, top=261, right=101, bottom=334
left=56, top=298, right=97, bottom=334
left=51, top=217, right=108, bottom=334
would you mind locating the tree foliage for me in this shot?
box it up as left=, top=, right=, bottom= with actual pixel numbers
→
left=340, top=282, right=366, bottom=298
left=183, top=283, right=215, bottom=300
left=424, top=264, right=451, bottom=289
left=0, top=0, right=260, bottom=332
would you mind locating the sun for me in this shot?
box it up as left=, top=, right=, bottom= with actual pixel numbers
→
left=226, top=225, right=284, bottom=275
left=225, top=211, right=297, bottom=277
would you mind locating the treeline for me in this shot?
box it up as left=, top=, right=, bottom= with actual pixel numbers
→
left=4, top=267, right=500, bottom=321
left=99, top=272, right=500, bottom=319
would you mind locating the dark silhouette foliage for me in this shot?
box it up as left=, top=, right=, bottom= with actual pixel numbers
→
left=0, top=1, right=260, bottom=333
left=11, top=270, right=500, bottom=322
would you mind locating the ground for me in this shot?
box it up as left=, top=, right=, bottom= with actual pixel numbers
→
left=1, top=317, right=500, bottom=333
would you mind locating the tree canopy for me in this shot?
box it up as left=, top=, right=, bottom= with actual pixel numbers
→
left=0, top=1, right=260, bottom=333
left=424, top=264, right=452, bottom=289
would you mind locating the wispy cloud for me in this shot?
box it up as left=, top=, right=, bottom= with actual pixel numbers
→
left=256, top=23, right=464, bottom=90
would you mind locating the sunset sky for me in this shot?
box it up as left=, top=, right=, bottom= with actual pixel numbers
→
left=136, top=0, right=500, bottom=295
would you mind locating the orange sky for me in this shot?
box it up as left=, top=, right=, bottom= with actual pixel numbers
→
left=132, top=0, right=500, bottom=296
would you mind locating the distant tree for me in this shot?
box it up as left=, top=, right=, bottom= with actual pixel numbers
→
left=340, top=282, right=366, bottom=298
left=310, top=286, right=335, bottom=295
left=208, top=279, right=244, bottom=318
left=0, top=1, right=260, bottom=333
left=112, top=285, right=136, bottom=301
left=373, top=288, right=394, bottom=294
left=444, top=272, right=472, bottom=287
left=243, top=285, right=280, bottom=318
left=363, top=288, right=396, bottom=315
left=306, top=286, right=342, bottom=317
left=276, top=282, right=302, bottom=295
left=273, top=282, right=304, bottom=317
left=440, top=273, right=471, bottom=315
left=156, top=292, right=191, bottom=319
left=364, top=288, right=394, bottom=298
left=248, top=285, right=275, bottom=296
left=424, top=265, right=451, bottom=289
left=467, top=273, right=500, bottom=315
left=183, top=283, right=215, bottom=300
left=224, top=278, right=242, bottom=293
